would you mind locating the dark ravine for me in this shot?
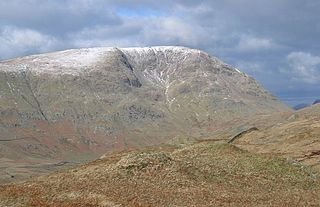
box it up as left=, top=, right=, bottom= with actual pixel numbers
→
left=0, top=46, right=291, bottom=183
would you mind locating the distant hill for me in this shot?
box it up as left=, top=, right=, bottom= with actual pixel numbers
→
left=313, top=99, right=320, bottom=105
left=293, top=99, right=320, bottom=110
left=293, top=103, right=310, bottom=110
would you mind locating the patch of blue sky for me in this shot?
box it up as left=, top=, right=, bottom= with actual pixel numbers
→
left=116, top=6, right=165, bottom=18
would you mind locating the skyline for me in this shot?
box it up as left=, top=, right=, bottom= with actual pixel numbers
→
left=0, top=0, right=319, bottom=106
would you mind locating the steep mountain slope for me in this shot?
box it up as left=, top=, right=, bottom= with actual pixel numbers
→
left=1, top=142, right=319, bottom=207
left=235, top=104, right=320, bottom=171
left=0, top=46, right=290, bottom=183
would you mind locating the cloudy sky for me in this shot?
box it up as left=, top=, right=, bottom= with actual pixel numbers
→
left=0, top=0, right=319, bottom=106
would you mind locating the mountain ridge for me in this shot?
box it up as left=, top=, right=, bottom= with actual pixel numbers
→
left=0, top=46, right=291, bottom=183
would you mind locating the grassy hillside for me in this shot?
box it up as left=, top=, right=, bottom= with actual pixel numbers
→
left=1, top=142, right=319, bottom=207
left=235, top=104, right=320, bottom=171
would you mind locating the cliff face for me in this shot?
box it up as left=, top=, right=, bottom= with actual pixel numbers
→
left=0, top=46, right=290, bottom=176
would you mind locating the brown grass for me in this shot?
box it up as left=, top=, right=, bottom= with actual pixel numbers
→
left=1, top=142, right=319, bottom=207
left=235, top=104, right=320, bottom=172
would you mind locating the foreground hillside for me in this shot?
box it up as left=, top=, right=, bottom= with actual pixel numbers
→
left=0, top=46, right=290, bottom=184
left=235, top=104, right=320, bottom=171
left=1, top=142, right=319, bottom=207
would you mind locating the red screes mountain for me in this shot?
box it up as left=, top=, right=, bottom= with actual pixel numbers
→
left=0, top=46, right=290, bottom=183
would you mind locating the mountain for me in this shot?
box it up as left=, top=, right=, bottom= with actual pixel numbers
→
left=313, top=99, right=320, bottom=105
left=293, top=103, right=310, bottom=110
left=293, top=99, right=320, bottom=110
left=1, top=141, right=319, bottom=206
left=2, top=105, right=319, bottom=207
left=0, top=46, right=290, bottom=183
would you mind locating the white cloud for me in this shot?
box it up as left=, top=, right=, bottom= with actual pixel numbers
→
left=282, top=51, right=320, bottom=84
left=235, top=61, right=263, bottom=73
left=70, top=22, right=141, bottom=48
left=143, top=17, right=206, bottom=46
left=0, top=26, right=59, bottom=60
left=236, top=35, right=277, bottom=52
left=70, top=16, right=215, bottom=49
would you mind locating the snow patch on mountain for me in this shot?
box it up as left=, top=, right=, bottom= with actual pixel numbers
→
left=0, top=46, right=244, bottom=77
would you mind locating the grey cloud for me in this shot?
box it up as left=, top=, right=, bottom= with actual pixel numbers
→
left=0, top=0, right=122, bottom=36
left=0, top=0, right=319, bottom=105
left=282, top=52, right=320, bottom=84
left=235, top=35, right=279, bottom=52
left=70, top=21, right=143, bottom=47
left=70, top=16, right=215, bottom=49
left=0, top=26, right=59, bottom=59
